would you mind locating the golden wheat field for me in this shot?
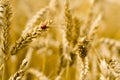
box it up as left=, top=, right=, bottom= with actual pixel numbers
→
left=0, top=0, right=120, bottom=80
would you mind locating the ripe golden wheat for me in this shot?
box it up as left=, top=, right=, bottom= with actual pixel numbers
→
left=0, top=0, right=120, bottom=80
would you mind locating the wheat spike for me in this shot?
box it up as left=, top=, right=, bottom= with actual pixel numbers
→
left=9, top=59, right=28, bottom=80
left=10, top=21, right=50, bottom=55
left=0, top=0, right=12, bottom=55
left=64, top=0, right=73, bottom=46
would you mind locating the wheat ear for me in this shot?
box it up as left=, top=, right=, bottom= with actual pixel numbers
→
left=0, top=0, right=12, bottom=55
left=10, top=21, right=51, bottom=55
left=9, top=59, right=28, bottom=80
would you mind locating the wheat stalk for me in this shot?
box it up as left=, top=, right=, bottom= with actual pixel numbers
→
left=0, top=0, right=12, bottom=80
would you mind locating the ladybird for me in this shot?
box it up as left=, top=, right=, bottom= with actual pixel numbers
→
left=41, top=24, right=48, bottom=30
